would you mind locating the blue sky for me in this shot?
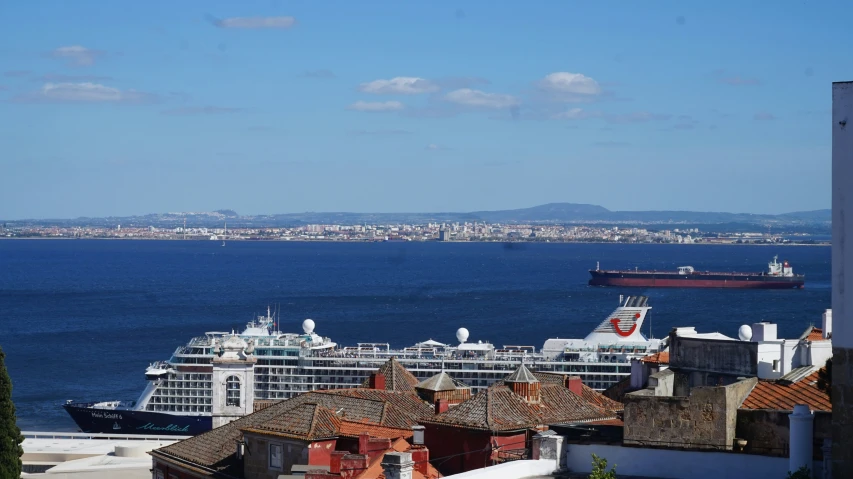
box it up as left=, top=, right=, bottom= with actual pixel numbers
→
left=0, top=1, right=848, bottom=219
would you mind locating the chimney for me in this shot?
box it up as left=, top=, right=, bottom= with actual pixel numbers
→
left=411, top=425, right=425, bottom=446
left=358, top=433, right=369, bottom=455
left=369, top=373, right=386, bottom=390
left=565, top=376, right=584, bottom=396
left=788, top=405, right=814, bottom=475
left=409, top=446, right=430, bottom=477
left=340, top=454, right=369, bottom=479
left=435, top=398, right=449, bottom=414
left=822, top=309, right=832, bottom=339
left=330, top=450, right=347, bottom=475
left=381, top=452, right=414, bottom=479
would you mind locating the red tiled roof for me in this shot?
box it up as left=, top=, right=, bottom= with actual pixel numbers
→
left=806, top=327, right=825, bottom=342
left=359, top=358, right=421, bottom=392
left=358, top=438, right=441, bottom=479
left=151, top=387, right=432, bottom=473
left=740, top=370, right=831, bottom=412
left=422, top=382, right=618, bottom=432
left=640, top=352, right=670, bottom=365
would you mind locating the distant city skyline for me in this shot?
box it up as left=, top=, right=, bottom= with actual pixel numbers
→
left=1, top=1, right=847, bottom=219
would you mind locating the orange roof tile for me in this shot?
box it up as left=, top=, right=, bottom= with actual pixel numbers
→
left=741, top=370, right=831, bottom=412
left=806, top=327, right=825, bottom=342
left=640, top=351, right=669, bottom=365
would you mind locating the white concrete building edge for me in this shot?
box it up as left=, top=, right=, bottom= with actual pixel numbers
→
left=439, top=459, right=558, bottom=479
left=833, top=81, right=853, bottom=350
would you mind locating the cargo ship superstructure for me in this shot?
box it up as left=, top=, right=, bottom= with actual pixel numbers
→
left=64, top=297, right=660, bottom=435
left=589, top=256, right=805, bottom=289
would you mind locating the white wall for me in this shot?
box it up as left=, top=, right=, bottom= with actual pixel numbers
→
left=565, top=444, right=822, bottom=479
left=441, top=459, right=557, bottom=479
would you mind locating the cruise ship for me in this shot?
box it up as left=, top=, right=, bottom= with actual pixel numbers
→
left=64, top=296, right=662, bottom=435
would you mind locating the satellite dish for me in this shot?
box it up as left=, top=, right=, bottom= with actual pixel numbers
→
left=738, top=325, right=753, bottom=341
left=456, top=327, right=470, bottom=344
left=302, top=319, right=316, bottom=334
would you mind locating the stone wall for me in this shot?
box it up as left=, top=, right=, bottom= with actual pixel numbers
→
left=624, top=378, right=757, bottom=451
left=736, top=409, right=831, bottom=458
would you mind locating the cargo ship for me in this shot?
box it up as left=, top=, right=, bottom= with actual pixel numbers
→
left=589, top=256, right=805, bottom=289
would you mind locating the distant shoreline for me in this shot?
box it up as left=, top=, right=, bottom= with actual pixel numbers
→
left=0, top=237, right=831, bottom=246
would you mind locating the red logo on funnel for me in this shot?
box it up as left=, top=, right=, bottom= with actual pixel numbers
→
left=610, top=313, right=641, bottom=337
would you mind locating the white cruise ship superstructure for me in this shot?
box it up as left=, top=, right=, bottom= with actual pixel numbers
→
left=64, top=295, right=661, bottom=435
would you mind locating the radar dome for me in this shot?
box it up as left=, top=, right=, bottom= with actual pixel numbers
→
left=738, top=324, right=753, bottom=341
left=456, top=327, right=470, bottom=344
left=302, top=319, right=316, bottom=334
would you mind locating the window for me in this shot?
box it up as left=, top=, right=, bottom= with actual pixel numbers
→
left=773, top=359, right=780, bottom=372
left=269, top=443, right=283, bottom=470
left=153, top=469, right=164, bottom=479
left=226, top=376, right=241, bottom=407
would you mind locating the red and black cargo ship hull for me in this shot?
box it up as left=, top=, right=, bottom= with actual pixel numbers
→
left=588, top=270, right=805, bottom=289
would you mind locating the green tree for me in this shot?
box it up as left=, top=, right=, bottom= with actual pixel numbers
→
left=589, top=453, right=617, bottom=479
left=817, top=358, right=832, bottom=404
left=786, top=466, right=810, bottom=479
left=0, top=346, right=23, bottom=479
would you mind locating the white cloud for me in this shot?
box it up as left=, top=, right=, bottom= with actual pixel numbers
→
left=161, top=106, right=243, bottom=115
left=358, top=77, right=438, bottom=95
left=754, top=112, right=776, bottom=121
left=346, top=100, right=404, bottom=112
left=50, top=46, right=104, bottom=67
left=553, top=107, right=602, bottom=120
left=539, top=72, right=602, bottom=95
left=444, top=88, right=519, bottom=109
left=216, top=16, right=296, bottom=29
left=606, top=111, right=671, bottom=124
left=16, top=82, right=149, bottom=103
left=425, top=144, right=450, bottom=151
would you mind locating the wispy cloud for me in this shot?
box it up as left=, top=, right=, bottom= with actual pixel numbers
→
left=606, top=112, right=671, bottom=124
left=552, top=108, right=670, bottom=124
left=754, top=112, right=776, bottom=121
left=49, top=45, right=105, bottom=67
left=209, top=16, right=296, bottom=29
left=346, top=100, right=404, bottom=112
left=444, top=88, right=519, bottom=109
left=4, top=70, right=31, bottom=78
left=433, top=76, right=490, bottom=89
left=14, top=82, right=153, bottom=103
left=552, top=107, right=602, bottom=120
left=299, top=69, right=336, bottom=79
left=718, top=76, right=761, bottom=86
left=538, top=72, right=602, bottom=96
left=38, top=73, right=114, bottom=82
left=351, top=129, right=413, bottom=135
left=425, top=143, right=450, bottom=151
left=358, top=77, right=438, bottom=95
left=161, top=106, right=244, bottom=115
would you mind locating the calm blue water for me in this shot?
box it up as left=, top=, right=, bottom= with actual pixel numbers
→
left=0, top=240, right=831, bottom=431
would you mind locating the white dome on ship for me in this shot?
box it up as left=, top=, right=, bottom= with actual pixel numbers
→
left=302, top=319, right=316, bottom=334
left=456, top=327, right=470, bottom=344
left=738, top=325, right=753, bottom=341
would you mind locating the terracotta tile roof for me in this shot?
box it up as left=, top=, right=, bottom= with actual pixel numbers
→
left=423, top=385, right=541, bottom=431
left=805, top=327, right=825, bottom=342
left=529, top=371, right=624, bottom=412
left=579, top=384, right=624, bottom=413
left=423, top=383, right=618, bottom=432
left=337, top=421, right=413, bottom=440
left=740, top=369, right=831, bottom=412
left=416, top=372, right=469, bottom=392
left=359, top=358, right=421, bottom=392
left=151, top=387, right=432, bottom=474
left=242, top=403, right=341, bottom=441
left=640, top=351, right=670, bottom=365
left=504, top=365, right=539, bottom=384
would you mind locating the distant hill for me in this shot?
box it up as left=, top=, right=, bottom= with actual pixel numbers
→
left=4, top=203, right=831, bottom=232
